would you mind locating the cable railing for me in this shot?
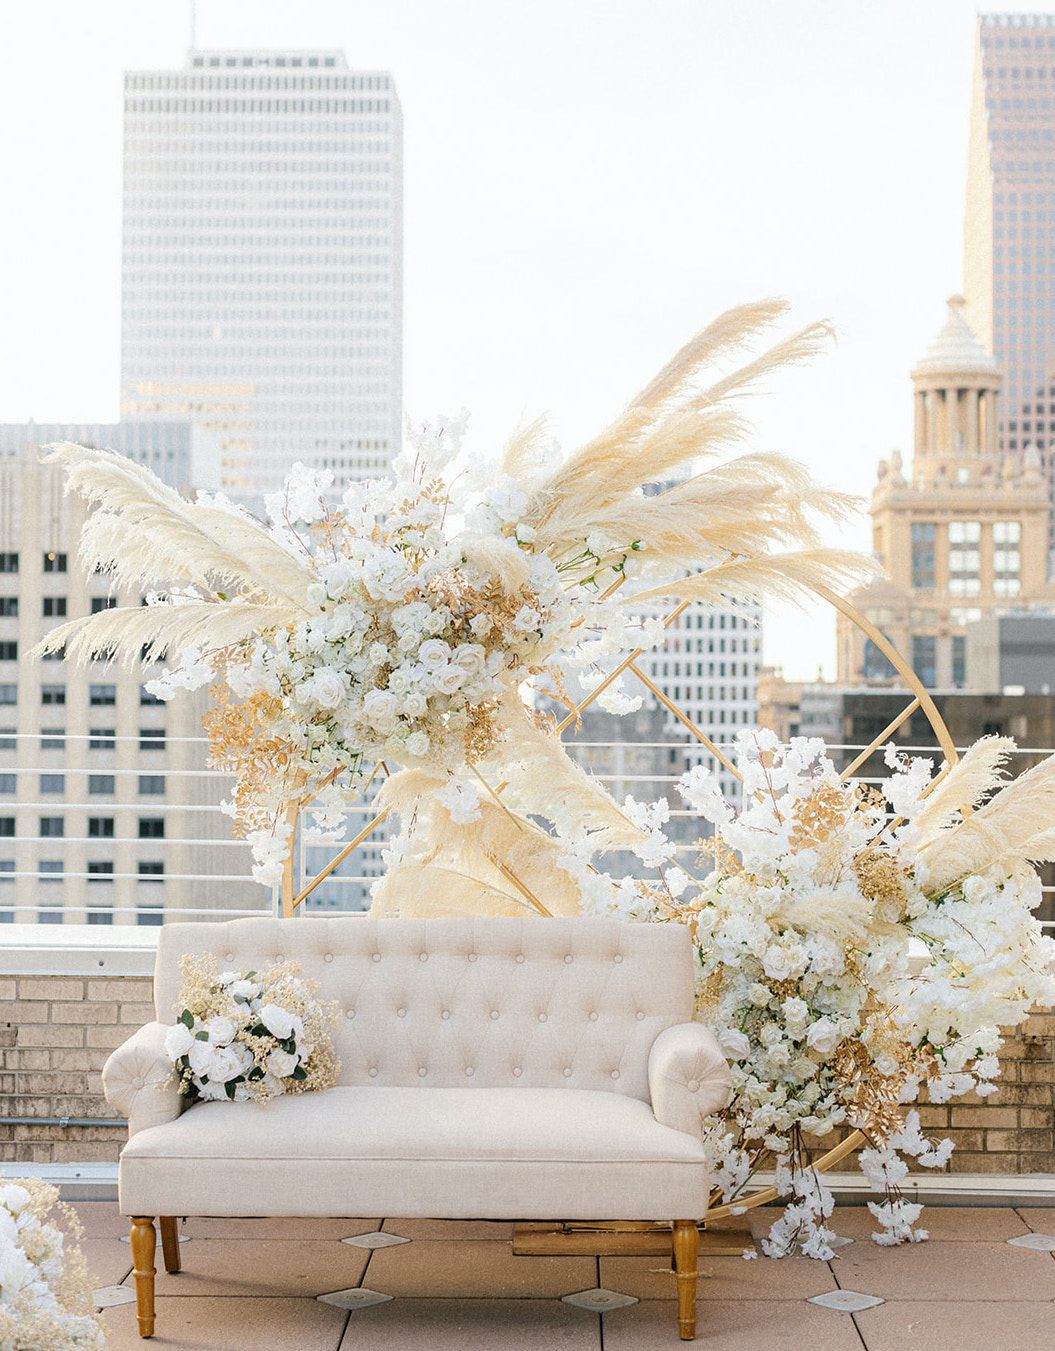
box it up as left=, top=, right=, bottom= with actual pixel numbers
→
left=0, top=735, right=1052, bottom=930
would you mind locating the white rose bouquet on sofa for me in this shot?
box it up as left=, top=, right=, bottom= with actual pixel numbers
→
left=165, top=954, right=341, bottom=1104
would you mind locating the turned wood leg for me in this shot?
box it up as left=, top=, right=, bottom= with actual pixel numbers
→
left=129, top=1216, right=157, bottom=1338
left=672, top=1219, right=699, bottom=1341
left=159, top=1215, right=181, bottom=1273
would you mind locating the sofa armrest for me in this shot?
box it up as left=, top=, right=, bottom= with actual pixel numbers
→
left=648, top=1023, right=732, bottom=1140
left=102, top=1022, right=184, bottom=1138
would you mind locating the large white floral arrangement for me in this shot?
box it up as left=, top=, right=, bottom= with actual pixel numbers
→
left=0, top=1178, right=106, bottom=1349
left=631, top=731, right=1055, bottom=1254
left=38, top=301, right=870, bottom=893
left=164, top=954, right=341, bottom=1103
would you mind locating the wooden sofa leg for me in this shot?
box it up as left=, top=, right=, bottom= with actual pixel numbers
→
left=129, top=1216, right=157, bottom=1338
left=159, top=1215, right=181, bottom=1273
left=672, top=1219, right=699, bottom=1340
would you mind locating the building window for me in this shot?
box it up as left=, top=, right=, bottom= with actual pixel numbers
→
left=0, top=817, right=13, bottom=837
left=139, top=727, right=165, bottom=750
left=37, top=907, right=62, bottom=924
left=88, top=861, right=114, bottom=883
left=90, top=596, right=117, bottom=613
left=41, top=685, right=65, bottom=705
left=138, top=861, right=164, bottom=882
left=138, top=817, right=165, bottom=838
left=88, top=775, right=115, bottom=795
left=0, top=685, right=15, bottom=707
left=90, top=684, right=116, bottom=706
left=42, top=597, right=66, bottom=617
left=911, top=522, right=936, bottom=590
left=137, top=904, right=164, bottom=927
left=42, top=552, right=67, bottom=573
left=138, top=775, right=166, bottom=795
left=952, top=634, right=967, bottom=687
left=912, top=635, right=937, bottom=689
left=89, top=728, right=116, bottom=749
left=89, top=817, right=115, bottom=838
left=993, top=520, right=1022, bottom=596
left=39, top=774, right=65, bottom=795
left=40, top=728, right=65, bottom=750
left=140, top=685, right=164, bottom=706
left=87, top=907, right=114, bottom=926
left=863, top=638, right=896, bottom=680
left=0, top=598, right=17, bottom=616
left=0, top=774, right=15, bottom=794
left=949, top=607, right=983, bottom=628
left=38, top=860, right=63, bottom=879
left=0, top=728, right=13, bottom=751
left=39, top=817, right=64, bottom=837
left=0, top=643, right=16, bottom=661
left=948, top=521, right=982, bottom=596
left=0, top=554, right=18, bottom=573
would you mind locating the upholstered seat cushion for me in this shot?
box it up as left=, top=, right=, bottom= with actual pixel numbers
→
left=119, top=1085, right=710, bottom=1221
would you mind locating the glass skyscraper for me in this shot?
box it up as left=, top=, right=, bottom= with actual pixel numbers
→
left=120, top=49, right=403, bottom=500
left=965, top=14, right=1055, bottom=549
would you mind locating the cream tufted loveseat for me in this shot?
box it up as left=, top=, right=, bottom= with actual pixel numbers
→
left=102, top=915, right=732, bottom=1340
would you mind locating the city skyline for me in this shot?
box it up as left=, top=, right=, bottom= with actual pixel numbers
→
left=0, top=1, right=1007, bottom=677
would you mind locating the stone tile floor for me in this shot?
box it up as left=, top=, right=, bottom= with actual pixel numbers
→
left=75, top=1201, right=1055, bottom=1350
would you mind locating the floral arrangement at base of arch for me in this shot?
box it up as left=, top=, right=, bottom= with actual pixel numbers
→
left=617, top=730, right=1055, bottom=1255
left=0, top=1178, right=107, bottom=1349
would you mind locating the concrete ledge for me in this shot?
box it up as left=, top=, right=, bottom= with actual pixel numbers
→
left=0, top=924, right=158, bottom=976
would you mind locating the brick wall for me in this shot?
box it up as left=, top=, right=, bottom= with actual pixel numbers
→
left=2, top=974, right=1053, bottom=1174
left=0, top=974, right=154, bottom=1166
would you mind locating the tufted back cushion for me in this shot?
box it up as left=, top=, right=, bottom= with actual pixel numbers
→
left=153, top=916, right=695, bottom=1102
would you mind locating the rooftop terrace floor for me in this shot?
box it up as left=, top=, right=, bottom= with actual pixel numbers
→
left=77, top=1201, right=1055, bottom=1350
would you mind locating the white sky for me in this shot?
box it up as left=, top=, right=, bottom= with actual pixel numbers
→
left=0, top=0, right=1000, bottom=678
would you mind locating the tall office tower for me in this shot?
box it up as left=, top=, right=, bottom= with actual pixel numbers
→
left=965, top=13, right=1055, bottom=561
left=121, top=49, right=403, bottom=500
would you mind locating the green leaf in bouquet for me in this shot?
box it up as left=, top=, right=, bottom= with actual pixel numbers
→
left=179, top=1009, right=193, bottom=1028
left=291, top=1065, right=307, bottom=1081
left=195, top=1030, right=209, bottom=1040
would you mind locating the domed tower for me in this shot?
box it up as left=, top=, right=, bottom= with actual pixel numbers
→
left=909, top=294, right=1001, bottom=486
left=837, top=298, right=1054, bottom=690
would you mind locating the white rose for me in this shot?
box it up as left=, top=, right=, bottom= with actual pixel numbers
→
left=805, top=1017, right=841, bottom=1056
left=717, top=1028, right=751, bottom=1060
left=189, top=1039, right=253, bottom=1083
left=305, top=581, right=327, bottom=607
left=310, top=669, right=346, bottom=710
left=258, top=1003, right=296, bottom=1040
left=405, top=731, right=430, bottom=757
left=431, top=664, right=466, bottom=695
left=762, top=946, right=794, bottom=982
left=402, top=691, right=428, bottom=718
left=267, top=1048, right=299, bottom=1079
left=451, top=643, right=486, bottom=676
left=362, top=689, right=399, bottom=731
left=224, top=979, right=259, bottom=1001
left=164, top=1022, right=195, bottom=1060
left=205, top=1016, right=237, bottom=1045
left=418, top=638, right=452, bottom=670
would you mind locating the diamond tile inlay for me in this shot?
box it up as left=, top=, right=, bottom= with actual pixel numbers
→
left=1007, top=1232, right=1055, bottom=1251
left=561, top=1287, right=639, bottom=1312
left=317, top=1287, right=394, bottom=1311
left=809, top=1289, right=884, bottom=1312
left=93, top=1285, right=136, bottom=1309
left=341, top=1230, right=411, bottom=1249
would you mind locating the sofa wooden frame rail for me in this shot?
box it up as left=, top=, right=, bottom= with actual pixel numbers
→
left=103, top=915, right=733, bottom=1341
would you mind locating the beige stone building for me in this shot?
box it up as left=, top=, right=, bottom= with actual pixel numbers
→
left=838, top=296, right=1055, bottom=689
left=0, top=442, right=253, bottom=924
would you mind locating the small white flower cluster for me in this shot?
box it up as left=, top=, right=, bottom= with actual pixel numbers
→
left=165, top=960, right=337, bottom=1104
left=0, top=1181, right=105, bottom=1349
